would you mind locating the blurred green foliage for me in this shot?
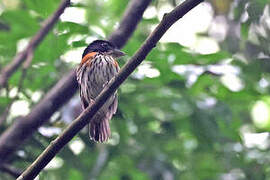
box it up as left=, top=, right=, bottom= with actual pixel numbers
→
left=1, top=0, right=270, bottom=179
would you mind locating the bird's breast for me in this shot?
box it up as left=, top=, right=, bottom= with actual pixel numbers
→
left=91, top=55, right=118, bottom=82
left=82, top=54, right=119, bottom=98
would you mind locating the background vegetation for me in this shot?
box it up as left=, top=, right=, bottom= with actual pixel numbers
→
left=0, top=0, right=270, bottom=179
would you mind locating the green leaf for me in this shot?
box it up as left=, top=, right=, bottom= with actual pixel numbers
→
left=0, top=10, right=39, bottom=38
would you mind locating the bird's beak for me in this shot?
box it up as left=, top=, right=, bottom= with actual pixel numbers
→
left=110, top=49, right=126, bottom=58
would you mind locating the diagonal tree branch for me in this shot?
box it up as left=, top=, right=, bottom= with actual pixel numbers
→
left=0, top=0, right=151, bottom=164
left=108, top=0, right=151, bottom=48
left=0, top=70, right=78, bottom=162
left=109, top=0, right=152, bottom=49
left=0, top=0, right=70, bottom=89
left=17, top=0, right=204, bottom=179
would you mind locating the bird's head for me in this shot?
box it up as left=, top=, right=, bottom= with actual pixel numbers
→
left=82, top=40, right=125, bottom=59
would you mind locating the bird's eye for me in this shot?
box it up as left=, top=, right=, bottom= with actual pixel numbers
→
left=101, top=43, right=108, bottom=48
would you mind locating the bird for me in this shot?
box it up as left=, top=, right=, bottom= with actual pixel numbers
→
left=76, top=40, right=125, bottom=142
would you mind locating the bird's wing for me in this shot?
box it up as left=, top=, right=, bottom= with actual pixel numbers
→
left=79, top=87, right=89, bottom=109
left=76, top=64, right=91, bottom=109
left=109, top=94, right=118, bottom=115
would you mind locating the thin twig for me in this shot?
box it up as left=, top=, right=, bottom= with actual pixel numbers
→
left=0, top=103, right=12, bottom=126
left=17, top=48, right=34, bottom=94
left=19, top=48, right=34, bottom=91
left=0, top=85, right=12, bottom=125
left=0, top=0, right=70, bottom=89
left=0, top=0, right=151, bottom=164
left=17, top=0, right=204, bottom=179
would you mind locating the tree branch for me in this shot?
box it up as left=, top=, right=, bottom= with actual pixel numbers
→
left=0, top=0, right=70, bottom=89
left=0, top=0, right=151, bottom=164
left=17, top=0, right=204, bottom=179
left=0, top=70, right=77, bottom=161
left=108, top=0, right=152, bottom=48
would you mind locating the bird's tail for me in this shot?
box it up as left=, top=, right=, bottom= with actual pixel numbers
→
left=89, top=97, right=118, bottom=142
left=89, top=110, right=111, bottom=142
